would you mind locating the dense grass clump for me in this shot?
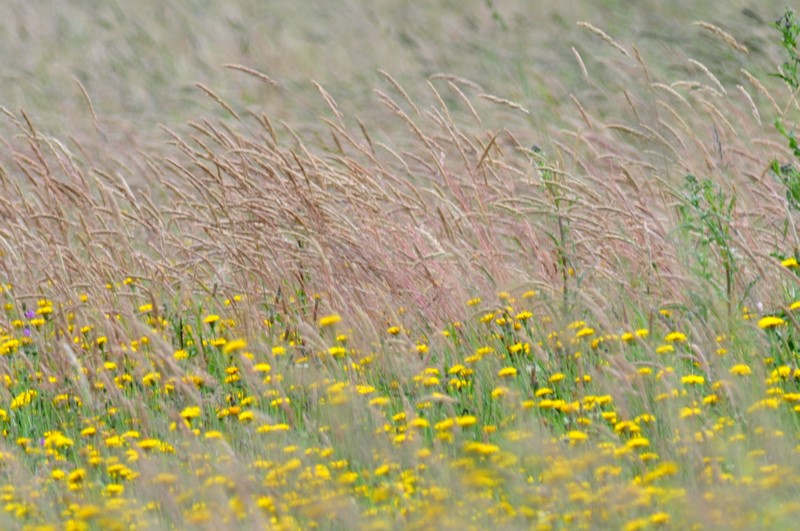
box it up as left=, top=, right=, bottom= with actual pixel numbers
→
left=2, top=2, right=800, bottom=529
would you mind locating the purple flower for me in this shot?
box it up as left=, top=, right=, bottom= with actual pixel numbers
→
left=25, top=310, right=35, bottom=319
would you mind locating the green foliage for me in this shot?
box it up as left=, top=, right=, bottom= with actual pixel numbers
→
left=677, top=174, right=737, bottom=312
left=772, top=10, right=800, bottom=215
left=773, top=8, right=800, bottom=89
left=770, top=158, right=800, bottom=212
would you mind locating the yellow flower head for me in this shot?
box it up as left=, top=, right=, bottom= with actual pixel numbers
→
left=758, top=316, right=785, bottom=329
left=222, top=339, right=247, bottom=354
left=730, top=364, right=752, bottom=376
left=497, top=367, right=517, bottom=378
left=319, top=314, right=342, bottom=327
left=664, top=331, right=687, bottom=343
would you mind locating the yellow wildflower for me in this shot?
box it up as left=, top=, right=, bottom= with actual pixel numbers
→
left=758, top=316, right=785, bottom=329
left=203, top=314, right=220, bottom=325
left=664, top=331, right=687, bottom=343
left=730, top=364, right=752, bottom=376
left=319, top=314, right=341, bottom=327
left=497, top=367, right=517, bottom=378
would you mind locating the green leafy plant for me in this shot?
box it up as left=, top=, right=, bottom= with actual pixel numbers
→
left=772, top=10, right=800, bottom=217
left=677, top=174, right=737, bottom=316
left=773, top=8, right=800, bottom=89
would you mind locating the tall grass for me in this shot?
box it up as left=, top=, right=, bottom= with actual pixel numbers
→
left=0, top=2, right=800, bottom=530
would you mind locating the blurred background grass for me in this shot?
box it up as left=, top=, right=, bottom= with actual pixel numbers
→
left=0, top=0, right=789, bottom=143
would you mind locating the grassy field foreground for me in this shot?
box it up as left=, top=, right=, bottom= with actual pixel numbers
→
left=3, top=2, right=800, bottom=530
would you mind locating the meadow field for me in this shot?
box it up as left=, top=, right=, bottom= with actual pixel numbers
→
left=2, top=1, right=800, bottom=529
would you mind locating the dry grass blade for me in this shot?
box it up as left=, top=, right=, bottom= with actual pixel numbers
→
left=687, top=58, right=727, bottom=95
left=693, top=21, right=749, bottom=54
left=379, top=69, right=420, bottom=117
left=476, top=94, right=530, bottom=115
left=736, top=85, right=761, bottom=125
left=577, top=21, right=632, bottom=58
left=311, top=80, right=345, bottom=124
left=572, top=47, right=590, bottom=81
left=194, top=83, right=241, bottom=121
left=222, top=63, right=280, bottom=86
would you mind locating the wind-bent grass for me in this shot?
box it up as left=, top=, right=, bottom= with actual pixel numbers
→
left=1, top=2, right=800, bottom=530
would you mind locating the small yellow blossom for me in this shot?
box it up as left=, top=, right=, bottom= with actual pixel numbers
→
left=181, top=406, right=201, bottom=420
left=758, top=316, right=785, bottom=329
left=515, top=311, right=533, bottom=321
left=681, top=375, right=705, bottom=385
left=567, top=430, right=588, bottom=443
left=730, top=364, right=752, bottom=376
left=456, top=415, right=478, bottom=427
left=497, top=367, right=517, bottom=378
left=319, top=314, right=341, bottom=327
left=222, top=339, right=247, bottom=354
left=464, top=441, right=500, bottom=455
left=664, top=331, right=687, bottom=343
